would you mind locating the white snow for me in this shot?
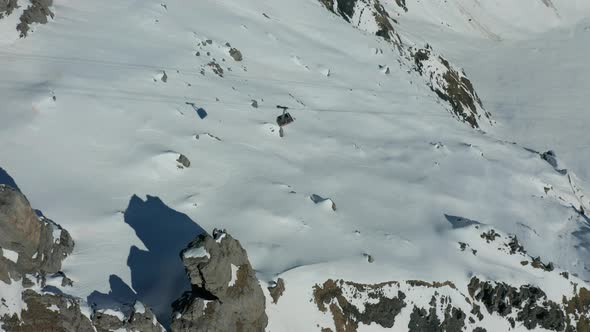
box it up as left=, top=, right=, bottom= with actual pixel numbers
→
left=1, top=249, right=19, bottom=263
left=183, top=246, right=210, bottom=259
left=134, top=301, right=146, bottom=314
left=97, top=308, right=126, bottom=321
left=229, top=264, right=239, bottom=287
left=47, top=304, right=60, bottom=312
left=0, top=0, right=589, bottom=330
left=215, top=233, right=226, bottom=243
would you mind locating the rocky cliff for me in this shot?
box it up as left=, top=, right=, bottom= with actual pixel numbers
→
left=171, top=229, right=268, bottom=332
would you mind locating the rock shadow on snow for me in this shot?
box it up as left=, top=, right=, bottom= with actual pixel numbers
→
left=444, top=214, right=482, bottom=229
left=124, top=195, right=205, bottom=327
left=87, top=275, right=137, bottom=314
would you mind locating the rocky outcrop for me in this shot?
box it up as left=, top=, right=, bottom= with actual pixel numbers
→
left=316, top=0, right=492, bottom=128
left=319, top=0, right=402, bottom=46
left=411, top=46, right=491, bottom=128
left=0, top=184, right=164, bottom=332
left=0, top=0, right=18, bottom=19
left=313, top=279, right=407, bottom=331
left=171, top=229, right=268, bottom=332
left=268, top=278, right=285, bottom=304
left=92, top=303, right=163, bottom=332
left=468, top=277, right=567, bottom=331
left=0, top=184, right=74, bottom=283
left=1, top=289, right=95, bottom=332
left=313, top=276, right=590, bottom=331
left=17, top=0, right=54, bottom=37
left=229, top=48, right=243, bottom=62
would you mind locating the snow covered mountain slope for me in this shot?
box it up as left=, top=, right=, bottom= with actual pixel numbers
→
left=1, top=0, right=590, bottom=331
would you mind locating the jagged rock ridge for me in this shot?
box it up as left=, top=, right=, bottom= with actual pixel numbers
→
left=171, top=229, right=268, bottom=332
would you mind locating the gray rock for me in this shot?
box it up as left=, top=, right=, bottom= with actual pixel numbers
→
left=0, top=185, right=74, bottom=282
left=268, top=278, right=285, bottom=304
left=93, top=302, right=163, bottom=332
left=1, top=289, right=95, bottom=332
left=468, top=277, right=566, bottom=331
left=229, top=48, right=243, bottom=62
left=171, top=229, right=268, bottom=332
left=177, top=154, right=191, bottom=168
left=17, top=0, right=54, bottom=37
left=0, top=0, right=18, bottom=19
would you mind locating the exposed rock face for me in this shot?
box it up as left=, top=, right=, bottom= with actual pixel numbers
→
left=0, top=0, right=18, bottom=19
left=1, top=289, right=95, bottom=332
left=171, top=229, right=268, bottom=332
left=0, top=184, right=74, bottom=283
left=468, top=277, right=569, bottom=330
left=319, top=0, right=402, bottom=46
left=407, top=296, right=466, bottom=332
left=411, top=46, right=491, bottom=128
left=313, top=279, right=407, bottom=331
left=17, top=0, right=55, bottom=37
left=1, top=287, right=162, bottom=332
left=0, top=184, right=164, bottom=332
left=92, top=303, right=163, bottom=332
left=313, top=276, right=590, bottom=331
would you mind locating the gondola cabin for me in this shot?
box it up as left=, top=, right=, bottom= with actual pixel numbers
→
left=276, top=112, right=294, bottom=127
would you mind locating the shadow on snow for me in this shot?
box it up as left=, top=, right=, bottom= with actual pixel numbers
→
left=87, top=194, right=204, bottom=329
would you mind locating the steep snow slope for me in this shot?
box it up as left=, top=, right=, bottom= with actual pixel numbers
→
left=1, top=0, right=590, bottom=331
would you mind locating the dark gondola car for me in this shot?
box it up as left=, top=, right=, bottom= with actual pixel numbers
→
left=276, top=112, right=294, bottom=127
left=276, top=105, right=294, bottom=127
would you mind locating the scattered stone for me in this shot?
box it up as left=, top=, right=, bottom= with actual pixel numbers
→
left=507, top=236, right=526, bottom=255
left=208, top=61, right=224, bottom=77
left=458, top=242, right=467, bottom=251
left=176, top=154, right=191, bottom=168
left=309, top=194, right=336, bottom=211
left=229, top=48, right=243, bottom=61
left=251, top=100, right=258, bottom=108
left=268, top=278, right=285, bottom=304
left=480, top=229, right=500, bottom=243
left=363, top=253, right=374, bottom=263
left=531, top=256, right=554, bottom=272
